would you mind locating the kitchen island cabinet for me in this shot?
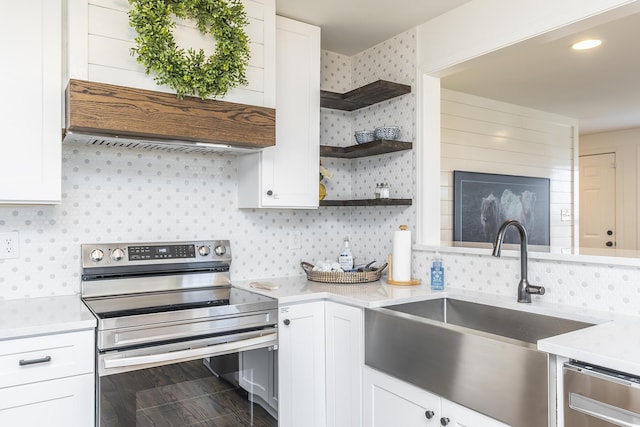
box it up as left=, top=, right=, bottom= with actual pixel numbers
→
left=0, top=330, right=95, bottom=426
left=364, top=366, right=510, bottom=427
left=0, top=0, right=61, bottom=204
left=238, top=16, right=320, bottom=209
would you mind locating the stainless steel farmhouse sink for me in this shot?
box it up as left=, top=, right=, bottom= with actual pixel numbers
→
left=365, top=298, right=594, bottom=427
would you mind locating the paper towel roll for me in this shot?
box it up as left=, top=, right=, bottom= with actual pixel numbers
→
left=392, top=226, right=411, bottom=281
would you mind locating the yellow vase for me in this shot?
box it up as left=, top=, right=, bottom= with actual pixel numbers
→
left=319, top=183, right=326, bottom=200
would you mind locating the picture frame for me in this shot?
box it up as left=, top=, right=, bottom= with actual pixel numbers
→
left=453, top=171, right=550, bottom=245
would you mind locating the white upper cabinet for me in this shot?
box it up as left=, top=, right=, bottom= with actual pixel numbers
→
left=66, top=0, right=276, bottom=107
left=237, top=16, right=320, bottom=208
left=0, top=0, right=62, bottom=204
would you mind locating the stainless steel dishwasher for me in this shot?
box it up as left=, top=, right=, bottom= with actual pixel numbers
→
left=564, top=361, right=640, bottom=426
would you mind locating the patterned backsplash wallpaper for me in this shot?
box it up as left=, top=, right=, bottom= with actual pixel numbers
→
left=2, top=22, right=639, bottom=318
left=414, top=249, right=640, bottom=317
left=0, top=29, right=416, bottom=300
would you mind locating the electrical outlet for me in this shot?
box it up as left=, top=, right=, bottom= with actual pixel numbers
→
left=289, top=231, right=302, bottom=250
left=0, top=231, right=19, bottom=260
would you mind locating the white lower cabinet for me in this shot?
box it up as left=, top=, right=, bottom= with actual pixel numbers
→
left=278, top=301, right=363, bottom=427
left=325, top=301, right=363, bottom=427
left=364, top=366, right=509, bottom=427
left=0, top=330, right=95, bottom=426
left=278, top=301, right=326, bottom=427
left=0, top=374, right=93, bottom=426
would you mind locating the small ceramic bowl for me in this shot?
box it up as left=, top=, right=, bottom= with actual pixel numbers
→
left=374, top=126, right=400, bottom=140
left=354, top=130, right=375, bottom=144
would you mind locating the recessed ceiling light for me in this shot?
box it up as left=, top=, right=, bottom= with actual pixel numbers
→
left=571, top=39, right=602, bottom=50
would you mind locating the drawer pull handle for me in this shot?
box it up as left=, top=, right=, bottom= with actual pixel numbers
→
left=19, top=356, right=52, bottom=366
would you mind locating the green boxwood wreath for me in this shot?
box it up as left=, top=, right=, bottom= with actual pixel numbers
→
left=128, top=0, right=250, bottom=99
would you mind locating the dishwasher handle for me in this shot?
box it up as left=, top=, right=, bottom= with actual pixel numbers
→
left=569, top=392, right=640, bottom=427
left=564, top=362, right=640, bottom=427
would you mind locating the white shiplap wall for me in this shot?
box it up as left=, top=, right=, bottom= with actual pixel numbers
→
left=66, top=0, right=275, bottom=107
left=440, top=89, right=577, bottom=248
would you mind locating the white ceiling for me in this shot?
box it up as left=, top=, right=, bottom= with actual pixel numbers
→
left=440, top=10, right=640, bottom=135
left=275, top=0, right=470, bottom=55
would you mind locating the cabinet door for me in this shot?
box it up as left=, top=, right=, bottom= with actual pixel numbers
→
left=441, top=399, right=510, bottom=427
left=0, top=0, right=61, bottom=204
left=0, top=374, right=94, bottom=426
left=239, top=348, right=271, bottom=403
left=278, top=301, right=326, bottom=427
left=238, top=16, right=320, bottom=208
left=364, top=367, right=441, bottom=427
left=326, top=302, right=363, bottom=427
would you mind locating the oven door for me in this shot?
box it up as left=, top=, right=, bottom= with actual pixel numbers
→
left=98, top=329, right=278, bottom=427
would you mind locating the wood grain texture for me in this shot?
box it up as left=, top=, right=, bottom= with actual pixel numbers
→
left=320, top=140, right=412, bottom=158
left=320, top=80, right=411, bottom=111
left=320, top=198, right=412, bottom=207
left=66, top=79, right=275, bottom=148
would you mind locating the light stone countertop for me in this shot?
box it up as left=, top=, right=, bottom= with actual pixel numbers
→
left=0, top=294, right=96, bottom=340
left=234, top=275, right=640, bottom=376
left=2, top=277, right=639, bottom=377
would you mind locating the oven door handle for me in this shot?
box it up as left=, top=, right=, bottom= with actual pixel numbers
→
left=103, top=332, right=276, bottom=370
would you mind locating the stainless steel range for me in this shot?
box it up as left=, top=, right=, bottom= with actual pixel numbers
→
left=81, top=240, right=278, bottom=427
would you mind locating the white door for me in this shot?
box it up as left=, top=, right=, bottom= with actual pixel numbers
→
left=441, top=399, right=510, bottom=427
left=278, top=301, right=326, bottom=427
left=579, top=153, right=616, bottom=249
left=364, top=367, right=441, bottom=427
left=325, top=302, right=363, bottom=427
left=0, top=0, right=61, bottom=204
left=260, top=16, right=320, bottom=207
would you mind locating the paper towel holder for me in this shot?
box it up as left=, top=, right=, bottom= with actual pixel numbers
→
left=387, top=225, right=421, bottom=286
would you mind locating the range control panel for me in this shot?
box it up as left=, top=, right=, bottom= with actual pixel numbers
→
left=129, top=244, right=196, bottom=261
left=81, top=240, right=231, bottom=268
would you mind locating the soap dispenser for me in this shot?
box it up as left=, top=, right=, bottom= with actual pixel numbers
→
left=430, top=253, right=444, bottom=290
left=339, top=237, right=354, bottom=271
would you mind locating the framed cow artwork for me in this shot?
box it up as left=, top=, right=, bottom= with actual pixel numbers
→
left=453, top=171, right=550, bottom=246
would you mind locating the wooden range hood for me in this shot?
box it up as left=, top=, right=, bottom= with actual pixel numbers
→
left=64, top=79, right=276, bottom=154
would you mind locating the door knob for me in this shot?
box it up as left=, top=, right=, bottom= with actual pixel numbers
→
left=606, top=241, right=614, bottom=247
left=425, top=410, right=435, bottom=419
left=440, top=417, right=450, bottom=426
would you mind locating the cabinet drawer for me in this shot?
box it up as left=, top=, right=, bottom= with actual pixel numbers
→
left=0, top=330, right=94, bottom=388
left=0, top=373, right=94, bottom=426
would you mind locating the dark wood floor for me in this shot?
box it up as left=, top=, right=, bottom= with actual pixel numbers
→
left=100, top=359, right=277, bottom=427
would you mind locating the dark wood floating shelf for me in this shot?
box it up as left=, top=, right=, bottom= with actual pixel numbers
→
left=320, top=198, right=412, bottom=207
left=320, top=140, right=412, bottom=158
left=320, top=80, right=411, bottom=111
